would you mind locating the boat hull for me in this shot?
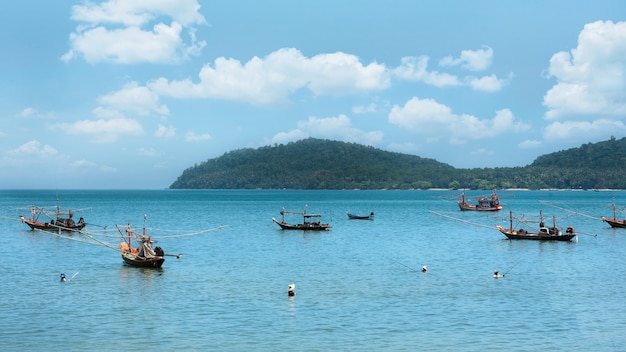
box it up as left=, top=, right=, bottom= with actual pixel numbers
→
left=347, top=213, right=374, bottom=220
left=496, top=226, right=576, bottom=241
left=272, top=218, right=331, bottom=231
left=602, top=217, right=626, bottom=228
left=20, top=216, right=86, bottom=232
left=121, top=253, right=165, bottom=268
left=458, top=203, right=503, bottom=211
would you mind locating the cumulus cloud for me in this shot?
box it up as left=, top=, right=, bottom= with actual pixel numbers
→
left=388, top=97, right=529, bottom=144
left=14, top=107, right=55, bottom=119
left=8, top=140, right=58, bottom=157
left=185, top=131, right=211, bottom=142
left=439, top=46, right=494, bottom=71
left=62, top=0, right=206, bottom=64
left=468, top=74, right=505, bottom=92
left=148, top=48, right=390, bottom=105
left=543, top=20, right=626, bottom=120
left=518, top=140, right=542, bottom=149
left=269, top=114, right=383, bottom=146
left=51, top=118, right=144, bottom=143
left=543, top=119, right=626, bottom=140
left=98, top=82, right=169, bottom=116
left=155, top=124, right=176, bottom=138
left=393, top=56, right=462, bottom=88
left=394, top=47, right=508, bottom=92
left=352, top=103, right=378, bottom=114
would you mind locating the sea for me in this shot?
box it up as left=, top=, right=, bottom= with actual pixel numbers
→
left=0, top=189, right=625, bottom=352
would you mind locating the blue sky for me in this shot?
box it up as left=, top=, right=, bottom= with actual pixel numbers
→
left=1, top=1, right=625, bottom=189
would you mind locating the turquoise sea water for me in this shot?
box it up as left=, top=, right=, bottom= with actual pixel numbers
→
left=0, top=189, right=625, bottom=351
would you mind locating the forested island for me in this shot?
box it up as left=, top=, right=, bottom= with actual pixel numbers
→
left=169, top=137, right=626, bottom=190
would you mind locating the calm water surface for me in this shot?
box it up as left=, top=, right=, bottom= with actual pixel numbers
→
left=0, top=190, right=625, bottom=351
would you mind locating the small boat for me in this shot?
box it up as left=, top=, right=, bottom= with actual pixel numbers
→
left=496, top=210, right=577, bottom=241
left=601, top=202, right=626, bottom=228
left=347, top=211, right=374, bottom=220
left=458, top=191, right=503, bottom=211
left=272, top=208, right=331, bottom=231
left=118, top=215, right=166, bottom=268
left=19, top=204, right=86, bottom=232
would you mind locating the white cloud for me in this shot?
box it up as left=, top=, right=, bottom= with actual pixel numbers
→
left=269, top=114, right=384, bottom=146
left=518, top=140, right=542, bottom=149
left=439, top=46, right=494, bottom=71
left=388, top=97, right=529, bottom=143
left=98, top=82, right=169, bottom=116
left=155, top=124, right=176, bottom=138
left=543, top=20, right=626, bottom=120
left=51, top=118, right=144, bottom=143
left=352, top=103, right=378, bottom=114
left=63, top=0, right=206, bottom=64
left=543, top=119, right=626, bottom=140
left=468, top=74, right=505, bottom=92
left=296, top=114, right=384, bottom=145
left=393, top=56, right=462, bottom=87
left=69, top=0, right=206, bottom=27
left=394, top=49, right=507, bottom=92
left=269, top=130, right=308, bottom=145
left=137, top=147, right=159, bottom=157
left=9, top=140, right=58, bottom=157
left=148, top=48, right=390, bottom=105
left=185, top=131, right=211, bottom=142
left=14, top=107, right=55, bottom=119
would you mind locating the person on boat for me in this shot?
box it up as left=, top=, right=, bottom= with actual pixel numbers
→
left=78, top=217, right=85, bottom=225
left=493, top=271, right=504, bottom=278
left=60, top=273, right=67, bottom=282
left=288, top=284, right=296, bottom=297
left=422, top=265, right=428, bottom=273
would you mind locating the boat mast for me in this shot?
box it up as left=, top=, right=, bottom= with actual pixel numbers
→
left=509, top=211, right=513, bottom=232
left=143, top=213, right=147, bottom=237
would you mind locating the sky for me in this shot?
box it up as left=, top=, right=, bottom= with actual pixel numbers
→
left=1, top=1, right=625, bottom=189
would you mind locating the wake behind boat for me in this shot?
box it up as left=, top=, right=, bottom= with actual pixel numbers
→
left=496, top=210, right=577, bottom=241
left=457, top=191, right=503, bottom=211
left=273, top=207, right=331, bottom=231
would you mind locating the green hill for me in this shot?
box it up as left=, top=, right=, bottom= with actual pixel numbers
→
left=169, top=137, right=626, bottom=190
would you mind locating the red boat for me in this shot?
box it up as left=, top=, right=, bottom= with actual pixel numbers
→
left=601, top=202, right=626, bottom=228
left=457, top=191, right=503, bottom=211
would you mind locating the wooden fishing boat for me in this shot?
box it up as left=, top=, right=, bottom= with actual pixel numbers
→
left=272, top=208, right=331, bottom=231
left=118, top=216, right=167, bottom=268
left=347, top=211, right=374, bottom=220
left=19, top=205, right=86, bottom=232
left=601, top=203, right=626, bottom=228
left=458, top=191, right=503, bottom=211
left=496, top=211, right=577, bottom=241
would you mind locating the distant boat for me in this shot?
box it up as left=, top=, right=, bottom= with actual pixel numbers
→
left=347, top=211, right=374, bottom=220
left=272, top=208, right=331, bottom=231
left=496, top=210, right=577, bottom=241
left=19, top=204, right=86, bottom=232
left=458, top=191, right=503, bottom=211
left=118, top=215, right=167, bottom=268
left=601, top=202, right=626, bottom=228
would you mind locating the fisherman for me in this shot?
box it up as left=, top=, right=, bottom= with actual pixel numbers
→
left=422, top=265, right=428, bottom=273
left=60, top=273, right=67, bottom=282
left=493, top=271, right=504, bottom=278
left=288, top=284, right=296, bottom=297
